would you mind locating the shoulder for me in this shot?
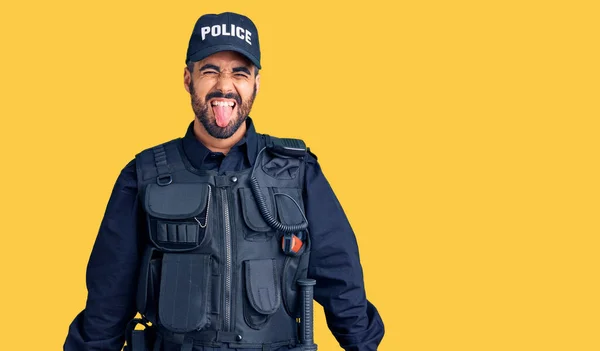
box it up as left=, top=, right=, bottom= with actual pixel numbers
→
left=111, top=158, right=138, bottom=193
left=108, top=138, right=182, bottom=190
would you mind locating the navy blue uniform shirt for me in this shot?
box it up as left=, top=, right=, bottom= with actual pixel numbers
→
left=64, top=118, right=384, bottom=351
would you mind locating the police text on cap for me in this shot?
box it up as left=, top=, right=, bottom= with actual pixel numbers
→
left=200, top=24, right=252, bottom=45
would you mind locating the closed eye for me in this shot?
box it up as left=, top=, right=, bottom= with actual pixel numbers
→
left=199, top=64, right=221, bottom=75
left=232, top=66, right=252, bottom=76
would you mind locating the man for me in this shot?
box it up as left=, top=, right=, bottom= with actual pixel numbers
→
left=64, top=12, right=384, bottom=351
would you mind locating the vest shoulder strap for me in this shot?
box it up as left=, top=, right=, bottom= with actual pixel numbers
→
left=262, top=134, right=307, bottom=158
left=261, top=133, right=318, bottom=161
left=135, top=138, right=185, bottom=191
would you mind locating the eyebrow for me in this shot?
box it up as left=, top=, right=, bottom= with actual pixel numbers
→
left=199, top=64, right=220, bottom=72
left=232, top=66, right=251, bottom=75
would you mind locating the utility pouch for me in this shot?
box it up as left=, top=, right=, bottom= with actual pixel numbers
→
left=243, top=259, right=281, bottom=329
left=157, top=253, right=212, bottom=333
left=144, top=182, right=212, bottom=252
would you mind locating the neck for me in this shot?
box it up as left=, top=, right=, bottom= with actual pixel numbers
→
left=193, top=119, right=247, bottom=155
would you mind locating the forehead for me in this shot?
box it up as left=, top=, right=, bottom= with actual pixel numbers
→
left=198, top=51, right=252, bottom=68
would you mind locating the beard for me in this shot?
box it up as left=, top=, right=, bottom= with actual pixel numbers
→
left=189, top=81, right=257, bottom=139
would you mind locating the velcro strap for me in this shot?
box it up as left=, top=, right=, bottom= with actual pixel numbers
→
left=153, top=144, right=172, bottom=185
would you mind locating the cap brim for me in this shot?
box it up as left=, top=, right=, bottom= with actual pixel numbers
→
left=187, top=44, right=261, bottom=69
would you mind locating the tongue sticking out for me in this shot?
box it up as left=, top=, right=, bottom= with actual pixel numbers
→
left=213, top=104, right=234, bottom=127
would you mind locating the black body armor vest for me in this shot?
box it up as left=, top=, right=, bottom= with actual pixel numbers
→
left=134, top=135, right=312, bottom=349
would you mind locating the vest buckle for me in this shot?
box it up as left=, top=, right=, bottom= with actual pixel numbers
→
left=156, top=175, right=173, bottom=186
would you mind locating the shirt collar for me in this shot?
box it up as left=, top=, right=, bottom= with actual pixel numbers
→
left=181, top=117, right=259, bottom=170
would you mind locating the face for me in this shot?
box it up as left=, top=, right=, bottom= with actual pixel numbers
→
left=184, top=51, right=260, bottom=139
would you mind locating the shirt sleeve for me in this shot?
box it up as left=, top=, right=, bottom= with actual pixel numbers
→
left=303, top=153, right=385, bottom=351
left=64, top=159, right=144, bottom=351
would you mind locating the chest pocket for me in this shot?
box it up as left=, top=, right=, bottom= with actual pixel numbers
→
left=237, top=185, right=306, bottom=242
left=273, top=187, right=305, bottom=226
left=144, top=182, right=212, bottom=252
left=238, top=186, right=277, bottom=241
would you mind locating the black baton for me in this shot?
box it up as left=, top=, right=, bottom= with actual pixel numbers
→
left=297, top=279, right=318, bottom=350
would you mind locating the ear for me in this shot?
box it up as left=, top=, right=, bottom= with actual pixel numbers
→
left=184, top=65, right=192, bottom=93
left=255, top=73, right=260, bottom=94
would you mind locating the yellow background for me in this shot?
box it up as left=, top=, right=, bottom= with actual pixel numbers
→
left=1, top=0, right=598, bottom=350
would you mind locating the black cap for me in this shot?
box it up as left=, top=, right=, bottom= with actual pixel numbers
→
left=186, top=12, right=261, bottom=69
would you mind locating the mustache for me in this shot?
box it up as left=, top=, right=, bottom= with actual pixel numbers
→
left=205, top=91, right=242, bottom=106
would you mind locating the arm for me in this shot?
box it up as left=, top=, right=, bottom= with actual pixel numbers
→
left=303, top=153, right=385, bottom=351
left=64, top=160, right=144, bottom=351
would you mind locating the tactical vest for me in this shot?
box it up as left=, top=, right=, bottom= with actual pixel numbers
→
left=133, top=135, right=312, bottom=350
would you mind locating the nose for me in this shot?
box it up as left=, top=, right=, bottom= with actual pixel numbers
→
left=214, top=71, right=235, bottom=94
